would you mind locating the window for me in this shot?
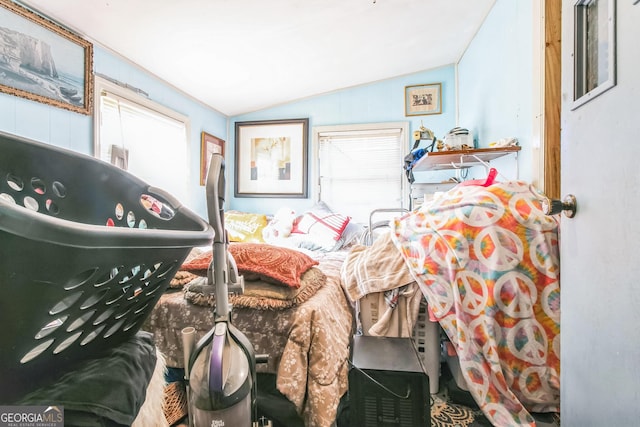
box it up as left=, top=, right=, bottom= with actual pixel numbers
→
left=572, top=0, right=616, bottom=109
left=94, top=76, right=191, bottom=205
left=312, top=123, right=409, bottom=224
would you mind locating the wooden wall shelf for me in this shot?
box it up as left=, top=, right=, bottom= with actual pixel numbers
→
left=411, top=146, right=521, bottom=172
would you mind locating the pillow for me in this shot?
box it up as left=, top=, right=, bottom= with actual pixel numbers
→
left=310, top=200, right=333, bottom=215
left=224, top=211, right=269, bottom=243
left=285, top=232, right=343, bottom=252
left=339, top=221, right=367, bottom=248
left=230, top=243, right=318, bottom=288
left=181, top=253, right=211, bottom=272
left=292, top=211, right=351, bottom=242
left=181, top=243, right=319, bottom=288
left=185, top=267, right=327, bottom=310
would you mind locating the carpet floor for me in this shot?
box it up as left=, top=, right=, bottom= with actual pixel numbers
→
left=432, top=368, right=561, bottom=427
left=431, top=390, right=492, bottom=427
left=170, top=366, right=561, bottom=427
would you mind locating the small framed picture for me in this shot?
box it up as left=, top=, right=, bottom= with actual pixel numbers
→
left=200, top=132, right=225, bottom=186
left=405, top=83, right=442, bottom=116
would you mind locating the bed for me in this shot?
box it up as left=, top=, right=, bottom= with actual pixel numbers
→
left=143, top=207, right=357, bottom=427
left=145, top=179, right=560, bottom=427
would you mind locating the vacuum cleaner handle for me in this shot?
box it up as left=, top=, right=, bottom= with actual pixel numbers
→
left=205, top=153, right=232, bottom=319
left=205, top=153, right=225, bottom=240
left=209, top=323, right=227, bottom=393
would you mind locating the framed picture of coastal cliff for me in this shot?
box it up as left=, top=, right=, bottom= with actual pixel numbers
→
left=0, top=0, right=93, bottom=115
left=234, top=118, right=309, bottom=198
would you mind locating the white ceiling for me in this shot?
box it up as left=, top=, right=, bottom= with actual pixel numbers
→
left=18, top=0, right=495, bottom=117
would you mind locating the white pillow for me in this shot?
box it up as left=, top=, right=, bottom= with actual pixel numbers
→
left=292, top=211, right=351, bottom=242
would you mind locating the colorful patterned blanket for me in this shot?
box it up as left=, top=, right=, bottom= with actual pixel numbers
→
left=391, top=181, right=560, bottom=427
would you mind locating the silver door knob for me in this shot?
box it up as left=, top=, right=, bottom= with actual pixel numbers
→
left=541, top=194, right=577, bottom=218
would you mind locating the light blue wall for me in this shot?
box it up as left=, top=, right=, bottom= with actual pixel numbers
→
left=2, top=0, right=534, bottom=218
left=458, top=0, right=533, bottom=182
left=0, top=79, right=92, bottom=155
left=229, top=66, right=457, bottom=214
left=0, top=44, right=227, bottom=218
left=228, top=1, right=537, bottom=215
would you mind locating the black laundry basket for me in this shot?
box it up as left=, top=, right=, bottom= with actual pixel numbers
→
left=0, top=131, right=213, bottom=402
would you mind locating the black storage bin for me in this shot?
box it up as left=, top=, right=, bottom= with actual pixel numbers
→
left=0, top=131, right=213, bottom=402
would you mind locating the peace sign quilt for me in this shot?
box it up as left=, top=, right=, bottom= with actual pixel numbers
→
left=392, top=181, right=560, bottom=427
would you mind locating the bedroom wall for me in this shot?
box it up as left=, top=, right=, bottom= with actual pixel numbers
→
left=0, top=0, right=533, bottom=220
left=229, top=0, right=536, bottom=216
left=0, top=43, right=227, bottom=216
left=457, top=0, right=534, bottom=184
left=228, top=65, right=457, bottom=215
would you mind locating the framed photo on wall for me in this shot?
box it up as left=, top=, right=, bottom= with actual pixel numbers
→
left=405, top=83, right=442, bottom=116
left=0, top=0, right=93, bottom=115
left=200, top=131, right=225, bottom=186
left=234, top=118, right=309, bottom=198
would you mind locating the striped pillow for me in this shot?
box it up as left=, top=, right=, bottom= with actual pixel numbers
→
left=292, top=211, right=351, bottom=241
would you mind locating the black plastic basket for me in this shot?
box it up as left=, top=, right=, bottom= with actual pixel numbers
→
left=0, top=131, right=213, bottom=402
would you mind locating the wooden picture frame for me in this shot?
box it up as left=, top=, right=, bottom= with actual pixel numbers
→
left=405, top=83, right=442, bottom=116
left=0, top=0, right=93, bottom=115
left=200, top=131, right=225, bottom=186
left=234, top=118, right=309, bottom=198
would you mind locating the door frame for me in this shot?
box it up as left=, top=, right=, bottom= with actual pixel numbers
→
left=533, top=0, right=562, bottom=199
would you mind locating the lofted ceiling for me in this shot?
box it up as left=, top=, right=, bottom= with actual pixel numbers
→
left=17, top=0, right=495, bottom=117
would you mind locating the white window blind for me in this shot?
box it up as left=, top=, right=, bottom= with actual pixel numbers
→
left=95, top=79, right=190, bottom=205
left=316, top=125, right=407, bottom=224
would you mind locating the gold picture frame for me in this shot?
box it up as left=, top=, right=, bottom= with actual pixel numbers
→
left=200, top=131, right=225, bottom=186
left=0, top=0, right=93, bottom=115
left=405, top=83, right=442, bottom=116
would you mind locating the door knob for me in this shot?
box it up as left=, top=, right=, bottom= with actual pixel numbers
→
left=541, top=194, right=577, bottom=218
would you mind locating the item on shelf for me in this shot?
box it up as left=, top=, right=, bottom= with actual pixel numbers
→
left=405, top=123, right=439, bottom=183
left=442, top=127, right=474, bottom=151
left=489, top=137, right=519, bottom=148
left=412, top=123, right=437, bottom=152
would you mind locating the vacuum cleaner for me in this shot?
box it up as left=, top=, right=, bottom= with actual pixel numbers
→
left=182, top=152, right=270, bottom=427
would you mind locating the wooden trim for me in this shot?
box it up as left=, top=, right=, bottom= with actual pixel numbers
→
left=544, top=0, right=562, bottom=199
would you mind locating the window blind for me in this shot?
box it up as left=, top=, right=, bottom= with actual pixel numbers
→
left=318, top=127, right=406, bottom=223
left=97, top=88, right=189, bottom=204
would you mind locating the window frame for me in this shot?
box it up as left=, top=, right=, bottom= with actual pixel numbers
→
left=93, top=76, right=192, bottom=204
left=571, top=0, right=616, bottom=109
left=311, top=122, right=410, bottom=223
